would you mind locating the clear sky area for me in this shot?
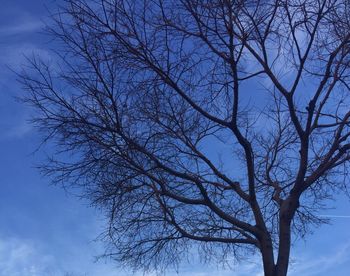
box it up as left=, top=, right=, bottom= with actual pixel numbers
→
left=0, top=1, right=350, bottom=275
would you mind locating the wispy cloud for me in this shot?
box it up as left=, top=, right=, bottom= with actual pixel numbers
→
left=0, top=7, right=48, bottom=71
left=289, top=241, right=350, bottom=276
left=318, top=215, right=350, bottom=218
left=0, top=20, right=43, bottom=37
left=2, top=120, right=32, bottom=140
left=0, top=235, right=121, bottom=276
left=0, top=237, right=58, bottom=276
left=0, top=5, right=44, bottom=38
left=1, top=235, right=347, bottom=276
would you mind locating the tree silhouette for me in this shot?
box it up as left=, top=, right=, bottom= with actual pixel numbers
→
left=19, top=0, right=350, bottom=275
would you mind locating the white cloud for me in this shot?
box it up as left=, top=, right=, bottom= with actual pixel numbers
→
left=0, top=237, right=58, bottom=276
left=318, top=215, right=350, bottom=218
left=3, top=120, right=32, bottom=139
left=289, top=241, right=350, bottom=276
left=0, top=7, right=51, bottom=72
left=0, top=20, right=43, bottom=37
left=0, top=234, right=348, bottom=276
left=0, top=5, right=44, bottom=37
left=0, top=235, right=120, bottom=276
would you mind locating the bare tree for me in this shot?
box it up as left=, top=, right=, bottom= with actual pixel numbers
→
left=19, top=0, right=350, bottom=275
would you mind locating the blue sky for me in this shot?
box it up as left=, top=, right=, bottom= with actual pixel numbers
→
left=0, top=1, right=350, bottom=275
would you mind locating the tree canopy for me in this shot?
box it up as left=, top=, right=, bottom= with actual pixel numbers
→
left=19, top=1, right=350, bottom=275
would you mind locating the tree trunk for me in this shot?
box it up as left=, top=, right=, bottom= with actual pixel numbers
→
left=273, top=198, right=298, bottom=276
left=260, top=221, right=292, bottom=276
left=260, top=234, right=276, bottom=276
left=274, top=219, right=292, bottom=276
left=261, top=197, right=299, bottom=276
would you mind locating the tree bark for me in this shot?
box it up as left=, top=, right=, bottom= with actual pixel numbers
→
left=260, top=197, right=299, bottom=276
left=273, top=198, right=298, bottom=276
left=260, top=234, right=276, bottom=276
left=274, top=219, right=292, bottom=276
